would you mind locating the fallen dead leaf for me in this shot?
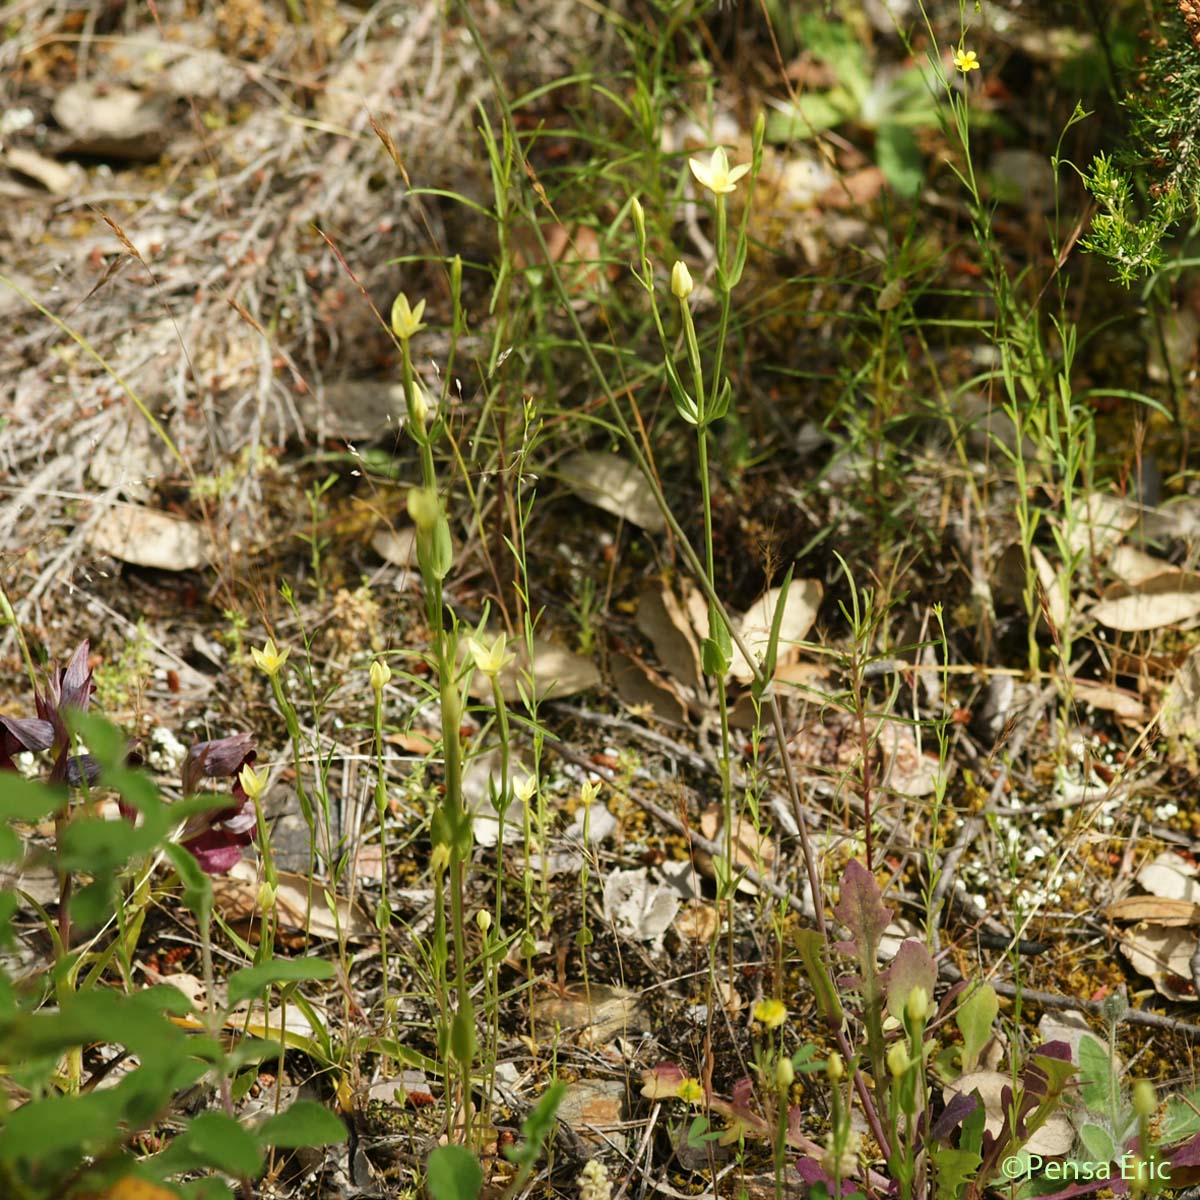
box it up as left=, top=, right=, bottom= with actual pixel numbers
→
left=636, top=583, right=703, bottom=694
left=729, top=580, right=822, bottom=682
left=1070, top=679, right=1147, bottom=722
left=1089, top=570, right=1200, bottom=632
left=674, top=900, right=720, bottom=943
left=602, top=867, right=680, bottom=944
left=1137, top=853, right=1200, bottom=903
left=695, top=806, right=776, bottom=895
left=1107, top=896, right=1200, bottom=926
left=945, top=1069, right=1074, bottom=1155
left=557, top=451, right=666, bottom=533
left=1118, top=922, right=1196, bottom=1001
left=1160, top=649, right=1200, bottom=740
left=533, top=983, right=648, bottom=1045
left=215, top=859, right=374, bottom=941
left=487, top=634, right=601, bottom=704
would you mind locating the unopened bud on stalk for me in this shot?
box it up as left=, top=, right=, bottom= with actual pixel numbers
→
left=671, top=260, right=694, bottom=300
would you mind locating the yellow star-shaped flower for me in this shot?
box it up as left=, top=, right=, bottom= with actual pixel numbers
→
left=688, top=146, right=750, bottom=196
left=953, top=47, right=980, bottom=73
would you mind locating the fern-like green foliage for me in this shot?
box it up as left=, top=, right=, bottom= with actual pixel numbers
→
left=1083, top=1, right=1200, bottom=284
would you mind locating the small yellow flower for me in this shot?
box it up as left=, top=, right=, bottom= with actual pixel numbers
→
left=238, top=763, right=269, bottom=801
left=476, top=909, right=493, bottom=934
left=514, top=774, right=537, bottom=804
left=391, top=292, right=426, bottom=340
left=369, top=659, right=391, bottom=692
left=671, top=260, right=694, bottom=300
left=580, top=779, right=602, bottom=807
left=905, top=986, right=933, bottom=1024
left=753, top=998, right=788, bottom=1029
left=675, top=1077, right=705, bottom=1104
left=468, top=632, right=514, bottom=678
left=251, top=638, right=289, bottom=677
left=688, top=145, right=751, bottom=196
left=827, top=1051, right=845, bottom=1082
left=953, top=47, right=980, bottom=73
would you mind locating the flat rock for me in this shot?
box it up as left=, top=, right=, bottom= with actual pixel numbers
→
left=53, top=83, right=168, bottom=162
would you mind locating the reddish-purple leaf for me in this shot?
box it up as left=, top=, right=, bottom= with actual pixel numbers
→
left=834, top=859, right=892, bottom=966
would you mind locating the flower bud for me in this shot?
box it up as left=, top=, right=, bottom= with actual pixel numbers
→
left=775, top=1056, right=795, bottom=1091
left=1133, top=1080, right=1156, bottom=1118
left=671, top=260, right=694, bottom=300
left=906, top=986, right=933, bottom=1025
left=827, top=1052, right=845, bottom=1082
left=476, top=909, right=492, bottom=934
left=407, top=486, right=440, bottom=531
left=887, top=1042, right=912, bottom=1079
left=257, top=880, right=276, bottom=912
left=369, top=659, right=391, bottom=692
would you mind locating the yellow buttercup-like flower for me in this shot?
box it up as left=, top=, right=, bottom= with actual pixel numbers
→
left=391, top=292, right=427, bottom=341
left=675, top=1077, right=704, bottom=1104
left=468, top=632, right=514, bottom=678
left=251, top=638, right=289, bottom=677
left=688, top=146, right=750, bottom=196
left=953, top=47, right=980, bottom=73
left=753, top=998, right=788, bottom=1029
left=238, top=763, right=269, bottom=801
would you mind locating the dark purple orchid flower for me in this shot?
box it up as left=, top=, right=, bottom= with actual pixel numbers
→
left=0, top=715, right=55, bottom=772
left=1, top=641, right=99, bottom=785
left=178, top=733, right=258, bottom=875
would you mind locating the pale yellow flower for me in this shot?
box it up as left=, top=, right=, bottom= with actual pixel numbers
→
left=251, top=638, right=289, bottom=677
left=238, top=763, right=269, bottom=801
left=675, top=1077, right=704, bottom=1104
left=671, top=260, right=694, bottom=299
left=753, top=998, right=788, bottom=1029
left=468, top=632, right=514, bottom=678
left=953, top=47, right=980, bottom=73
left=391, top=292, right=426, bottom=340
left=514, top=774, right=537, bottom=804
left=688, top=145, right=750, bottom=196
left=369, top=659, right=391, bottom=692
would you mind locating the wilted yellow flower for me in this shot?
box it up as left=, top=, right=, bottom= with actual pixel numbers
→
left=369, top=659, right=391, bottom=692
left=251, top=638, right=289, bottom=677
left=953, top=47, right=980, bottom=73
left=675, top=1077, right=704, bottom=1104
left=671, top=260, right=694, bottom=300
left=753, top=998, right=788, bottom=1029
left=391, top=292, right=426, bottom=340
left=238, top=763, right=269, bottom=801
left=468, top=632, right=514, bottom=678
left=689, top=145, right=750, bottom=196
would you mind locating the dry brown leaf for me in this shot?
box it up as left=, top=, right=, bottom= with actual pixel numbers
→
left=1107, top=896, right=1200, bottom=926
left=610, top=650, right=689, bottom=723
left=674, top=900, right=720, bottom=943
left=532, top=983, right=648, bottom=1045
left=557, top=451, right=666, bottom=533
left=215, top=860, right=374, bottom=941
left=1070, top=679, right=1147, bottom=721
left=1067, top=493, right=1140, bottom=558
left=1137, top=853, right=1200, bottom=902
left=371, top=526, right=417, bottom=567
left=1160, top=648, right=1200, bottom=740
left=88, top=506, right=210, bottom=571
left=1109, top=543, right=1171, bottom=587
left=1090, top=570, right=1200, bottom=632
left=729, top=580, right=822, bottom=683
left=945, top=1070, right=1074, bottom=1155
left=1118, top=922, right=1196, bottom=1000
left=695, top=805, right=776, bottom=894
left=636, top=583, right=703, bottom=693
left=488, top=635, right=600, bottom=703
